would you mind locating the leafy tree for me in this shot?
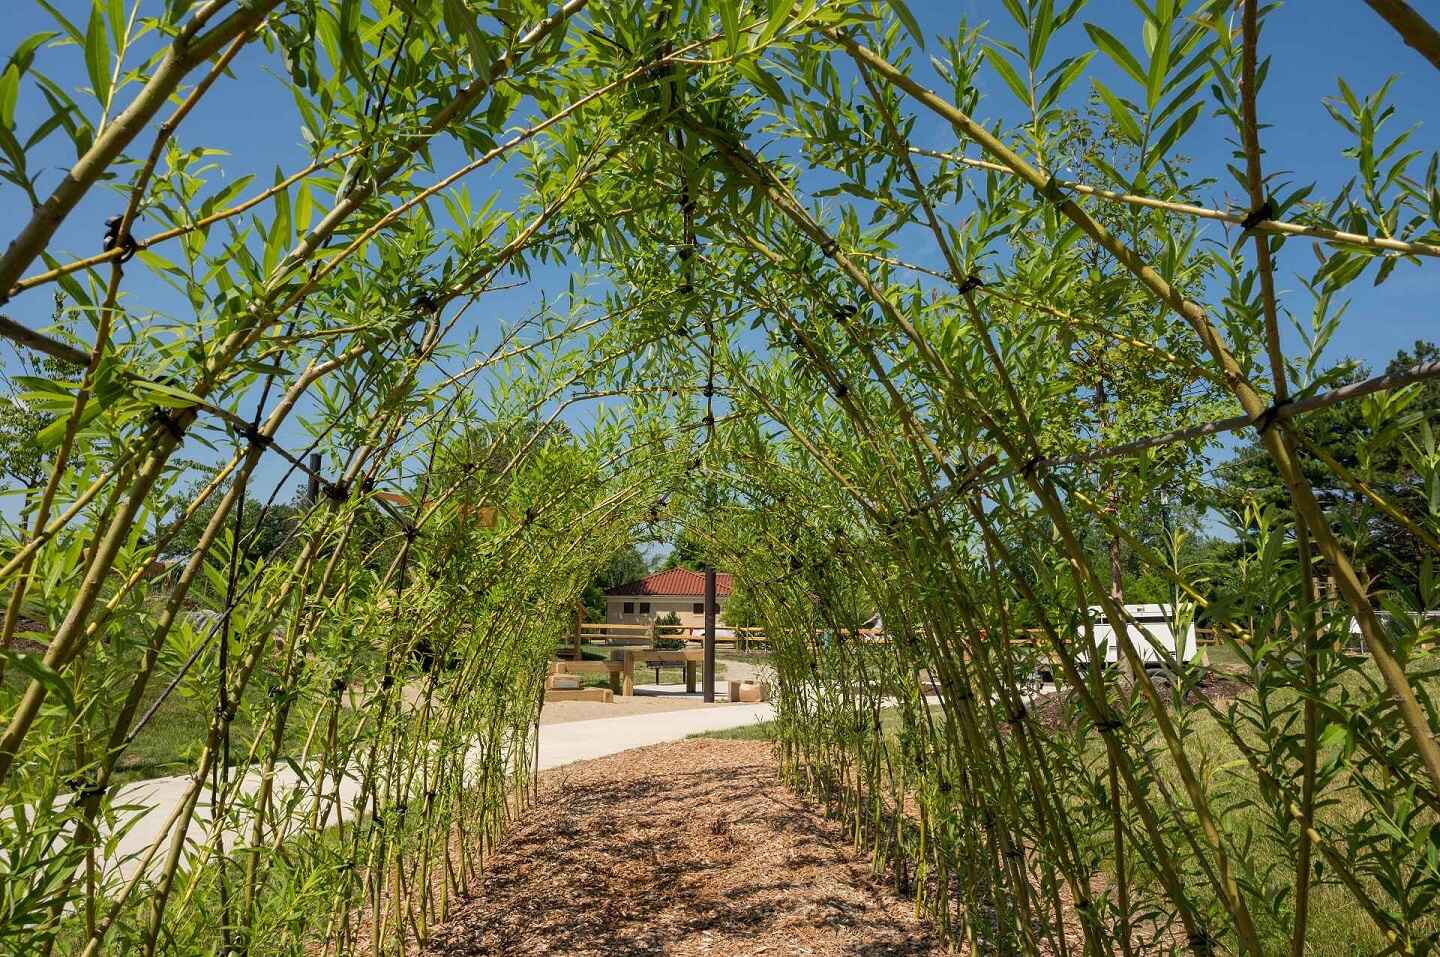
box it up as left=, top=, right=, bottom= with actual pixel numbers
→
left=0, top=294, right=72, bottom=501
left=660, top=530, right=705, bottom=570
left=1215, top=340, right=1440, bottom=592
left=580, top=544, right=649, bottom=621
left=157, top=479, right=304, bottom=565
left=721, top=577, right=762, bottom=629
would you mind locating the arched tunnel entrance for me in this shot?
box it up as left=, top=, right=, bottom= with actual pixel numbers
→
left=0, top=1, right=1438, bottom=954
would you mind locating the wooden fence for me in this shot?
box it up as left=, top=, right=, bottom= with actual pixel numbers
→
left=573, top=621, right=772, bottom=651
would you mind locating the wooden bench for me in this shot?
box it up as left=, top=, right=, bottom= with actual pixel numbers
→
left=609, top=647, right=705, bottom=696
left=551, top=659, right=626, bottom=694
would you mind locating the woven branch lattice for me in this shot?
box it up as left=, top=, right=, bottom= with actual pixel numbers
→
left=0, top=1, right=1438, bottom=955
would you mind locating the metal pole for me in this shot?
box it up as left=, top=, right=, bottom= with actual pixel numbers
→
left=306, top=452, right=321, bottom=504
left=703, top=565, right=716, bottom=702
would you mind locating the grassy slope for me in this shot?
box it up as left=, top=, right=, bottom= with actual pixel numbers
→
left=695, top=668, right=1437, bottom=955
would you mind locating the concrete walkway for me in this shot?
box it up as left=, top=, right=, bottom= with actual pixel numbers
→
left=83, top=700, right=778, bottom=890
left=538, top=703, right=774, bottom=770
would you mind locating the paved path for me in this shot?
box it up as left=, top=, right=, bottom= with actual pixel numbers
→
left=538, top=703, right=773, bottom=769
left=89, top=701, right=778, bottom=889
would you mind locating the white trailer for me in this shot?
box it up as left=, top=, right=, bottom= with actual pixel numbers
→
left=1078, top=603, right=1196, bottom=671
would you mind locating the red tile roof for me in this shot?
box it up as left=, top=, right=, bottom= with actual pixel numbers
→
left=605, top=568, right=733, bottom=597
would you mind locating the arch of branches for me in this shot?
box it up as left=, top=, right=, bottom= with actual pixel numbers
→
left=1, top=1, right=1439, bottom=954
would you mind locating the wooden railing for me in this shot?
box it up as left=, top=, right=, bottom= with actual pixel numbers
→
left=655, top=625, right=770, bottom=650
left=575, top=621, right=772, bottom=651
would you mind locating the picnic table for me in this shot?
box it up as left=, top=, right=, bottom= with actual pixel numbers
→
left=551, top=648, right=706, bottom=696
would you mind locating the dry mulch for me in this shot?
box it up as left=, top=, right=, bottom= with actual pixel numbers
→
left=1027, top=669, right=1249, bottom=732
left=421, top=739, right=948, bottom=956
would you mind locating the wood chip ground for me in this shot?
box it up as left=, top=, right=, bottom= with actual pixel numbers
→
left=422, top=739, right=949, bottom=956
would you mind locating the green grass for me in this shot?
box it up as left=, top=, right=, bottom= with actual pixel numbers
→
left=1, top=664, right=359, bottom=786
left=691, top=719, right=777, bottom=740
left=695, top=671, right=1436, bottom=955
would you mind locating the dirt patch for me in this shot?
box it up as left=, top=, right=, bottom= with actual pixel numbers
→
left=3, top=619, right=49, bottom=655
left=1027, top=669, right=1250, bottom=732
left=421, top=739, right=947, bottom=956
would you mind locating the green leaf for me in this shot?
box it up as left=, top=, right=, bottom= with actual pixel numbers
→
left=1144, top=16, right=1171, bottom=110
left=718, top=0, right=741, bottom=56
left=33, top=0, right=83, bottom=45
left=85, top=3, right=112, bottom=105
left=756, top=0, right=797, bottom=48
left=886, top=0, right=925, bottom=49
left=106, top=0, right=125, bottom=52
left=0, top=66, right=18, bottom=129
left=1039, top=51, right=1093, bottom=112
left=338, top=0, right=368, bottom=88
left=1084, top=23, right=1145, bottom=89
left=1091, top=78, right=1140, bottom=144
left=1, top=650, right=76, bottom=714
left=983, top=47, right=1029, bottom=107
left=7, top=32, right=59, bottom=75
left=128, top=377, right=204, bottom=408
left=1147, top=101, right=1200, bottom=166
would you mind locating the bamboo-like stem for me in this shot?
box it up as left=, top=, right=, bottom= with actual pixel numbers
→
left=1364, top=0, right=1440, bottom=71
left=0, top=1, right=281, bottom=297
left=908, top=145, right=1440, bottom=259
left=832, top=29, right=1440, bottom=801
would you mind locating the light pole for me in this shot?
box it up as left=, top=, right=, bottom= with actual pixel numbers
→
left=703, top=565, right=716, bottom=702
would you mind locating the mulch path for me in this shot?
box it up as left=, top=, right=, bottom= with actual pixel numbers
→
left=422, top=739, right=948, bottom=956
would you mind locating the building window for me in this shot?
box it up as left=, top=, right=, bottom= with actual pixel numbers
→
left=623, top=601, right=634, bottom=614
left=693, top=603, right=704, bottom=615
left=639, top=602, right=650, bottom=614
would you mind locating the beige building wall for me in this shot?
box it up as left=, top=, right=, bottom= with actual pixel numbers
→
left=605, top=595, right=727, bottom=629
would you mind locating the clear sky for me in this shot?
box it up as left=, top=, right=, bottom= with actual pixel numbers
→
left=2, top=0, right=1435, bottom=513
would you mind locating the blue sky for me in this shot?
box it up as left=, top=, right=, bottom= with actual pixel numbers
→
left=2, top=0, right=1435, bottom=516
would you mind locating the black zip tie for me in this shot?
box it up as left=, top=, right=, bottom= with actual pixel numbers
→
left=215, top=703, right=236, bottom=722
left=404, top=525, right=419, bottom=542
left=103, top=214, right=138, bottom=263
left=67, top=776, right=106, bottom=799
left=330, top=678, right=347, bottom=695
left=413, top=292, right=438, bottom=314
left=1187, top=931, right=1217, bottom=956
left=323, top=481, right=350, bottom=502
left=957, top=273, right=985, bottom=294
left=832, top=382, right=849, bottom=399
left=380, top=674, right=395, bottom=690
left=1074, top=897, right=1092, bottom=911
left=1007, top=706, right=1027, bottom=725
left=361, top=476, right=376, bottom=494
left=337, top=860, right=355, bottom=872
left=1019, top=454, right=1046, bottom=479
left=1095, top=717, right=1123, bottom=732
left=952, top=688, right=974, bottom=703
left=239, top=423, right=273, bottom=449
left=818, top=238, right=838, bottom=257
left=1240, top=199, right=1274, bottom=232
left=1252, top=396, right=1293, bottom=434
left=151, top=408, right=187, bottom=442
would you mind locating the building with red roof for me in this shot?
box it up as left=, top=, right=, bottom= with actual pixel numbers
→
left=604, top=568, right=733, bottom=627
